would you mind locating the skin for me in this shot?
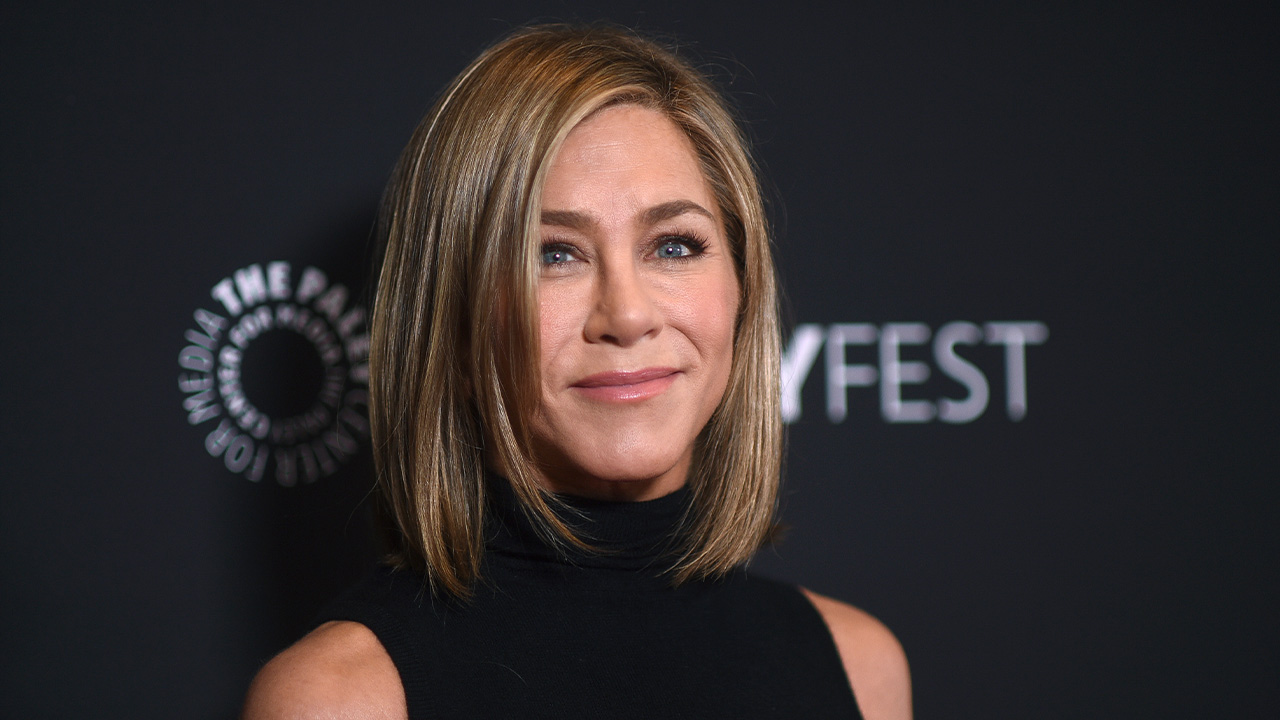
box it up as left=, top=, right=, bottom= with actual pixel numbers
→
left=242, top=104, right=911, bottom=720
left=529, top=104, right=740, bottom=501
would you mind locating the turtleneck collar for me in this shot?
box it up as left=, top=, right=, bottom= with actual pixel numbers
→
left=484, top=473, right=692, bottom=573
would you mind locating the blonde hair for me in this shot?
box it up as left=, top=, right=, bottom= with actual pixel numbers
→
left=371, top=24, right=781, bottom=597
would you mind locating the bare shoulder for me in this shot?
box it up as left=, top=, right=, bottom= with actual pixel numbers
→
left=801, top=588, right=913, bottom=720
left=241, top=620, right=406, bottom=720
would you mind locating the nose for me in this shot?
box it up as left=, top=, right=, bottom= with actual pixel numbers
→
left=583, top=261, right=663, bottom=347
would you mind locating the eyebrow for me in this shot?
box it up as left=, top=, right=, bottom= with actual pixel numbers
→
left=540, top=200, right=716, bottom=230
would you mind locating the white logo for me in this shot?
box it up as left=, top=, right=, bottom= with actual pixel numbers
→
left=177, top=261, right=370, bottom=485
left=781, top=321, right=1049, bottom=424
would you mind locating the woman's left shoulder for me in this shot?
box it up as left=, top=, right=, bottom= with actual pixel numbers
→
left=801, top=588, right=913, bottom=720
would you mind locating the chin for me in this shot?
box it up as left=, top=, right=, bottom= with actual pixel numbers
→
left=540, top=446, right=692, bottom=499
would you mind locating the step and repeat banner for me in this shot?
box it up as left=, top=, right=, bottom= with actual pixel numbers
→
left=3, top=3, right=1275, bottom=717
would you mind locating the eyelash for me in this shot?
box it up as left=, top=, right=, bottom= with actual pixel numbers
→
left=539, top=233, right=710, bottom=266
left=654, top=233, right=708, bottom=261
left=541, top=242, right=577, bottom=265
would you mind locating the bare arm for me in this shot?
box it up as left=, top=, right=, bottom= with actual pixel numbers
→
left=241, top=621, right=406, bottom=720
left=802, top=589, right=913, bottom=720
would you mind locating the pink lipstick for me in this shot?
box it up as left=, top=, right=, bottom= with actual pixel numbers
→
left=571, top=367, right=679, bottom=402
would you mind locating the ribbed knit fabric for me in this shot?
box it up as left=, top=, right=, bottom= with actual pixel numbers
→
left=316, top=480, right=863, bottom=719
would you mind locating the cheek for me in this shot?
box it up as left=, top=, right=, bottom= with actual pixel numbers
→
left=537, top=288, right=579, bottom=379
left=676, top=273, right=740, bottom=373
left=711, top=268, right=742, bottom=348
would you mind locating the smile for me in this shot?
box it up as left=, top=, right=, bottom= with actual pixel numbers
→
left=571, top=368, right=680, bottom=402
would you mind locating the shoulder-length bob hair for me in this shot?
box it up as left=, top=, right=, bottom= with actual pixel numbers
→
left=371, top=23, right=781, bottom=597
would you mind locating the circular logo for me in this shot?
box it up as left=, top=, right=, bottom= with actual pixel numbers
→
left=177, top=261, right=370, bottom=485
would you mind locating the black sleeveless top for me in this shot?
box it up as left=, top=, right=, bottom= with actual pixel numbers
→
left=317, top=483, right=864, bottom=718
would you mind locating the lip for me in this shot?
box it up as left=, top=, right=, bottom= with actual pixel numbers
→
left=571, top=367, right=679, bottom=402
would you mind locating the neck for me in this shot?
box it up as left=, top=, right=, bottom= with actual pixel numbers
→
left=538, top=472, right=687, bottom=501
left=484, top=472, right=693, bottom=572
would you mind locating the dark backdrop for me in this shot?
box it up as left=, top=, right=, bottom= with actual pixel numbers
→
left=3, top=2, right=1276, bottom=717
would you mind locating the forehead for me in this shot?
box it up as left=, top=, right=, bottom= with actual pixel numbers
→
left=558, top=104, right=695, bottom=158
left=542, top=104, right=715, bottom=216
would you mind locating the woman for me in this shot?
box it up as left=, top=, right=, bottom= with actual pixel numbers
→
left=245, top=24, right=910, bottom=719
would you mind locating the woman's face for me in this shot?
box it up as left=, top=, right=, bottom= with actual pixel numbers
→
left=530, top=104, right=740, bottom=500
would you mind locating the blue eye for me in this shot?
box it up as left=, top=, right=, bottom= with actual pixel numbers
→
left=541, top=245, right=574, bottom=265
left=656, top=239, right=694, bottom=258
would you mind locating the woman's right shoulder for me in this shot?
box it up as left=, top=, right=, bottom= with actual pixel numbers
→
left=241, top=620, right=406, bottom=720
